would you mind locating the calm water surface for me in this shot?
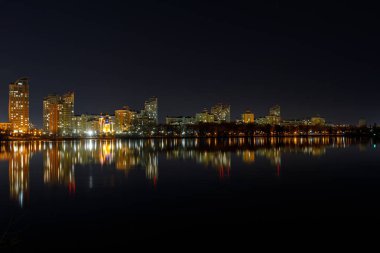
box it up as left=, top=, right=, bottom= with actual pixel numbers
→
left=0, top=137, right=379, bottom=249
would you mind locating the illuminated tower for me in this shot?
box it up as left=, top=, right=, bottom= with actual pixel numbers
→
left=60, top=92, right=74, bottom=135
left=115, top=109, right=127, bottom=133
left=43, top=95, right=60, bottom=135
left=43, top=92, right=75, bottom=136
left=9, top=78, right=30, bottom=133
left=115, top=106, right=135, bottom=133
left=144, top=97, right=158, bottom=124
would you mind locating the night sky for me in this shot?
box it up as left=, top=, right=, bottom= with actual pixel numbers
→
left=0, top=0, right=379, bottom=127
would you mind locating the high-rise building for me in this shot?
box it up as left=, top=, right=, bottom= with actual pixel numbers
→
left=60, top=92, right=74, bottom=135
left=115, top=109, right=127, bottom=133
left=115, top=106, right=136, bottom=133
left=9, top=78, right=30, bottom=133
left=143, top=97, right=158, bottom=124
left=241, top=110, right=255, bottom=123
left=211, top=103, right=230, bottom=123
left=43, top=95, right=60, bottom=135
left=43, top=92, right=75, bottom=136
left=266, top=105, right=281, bottom=125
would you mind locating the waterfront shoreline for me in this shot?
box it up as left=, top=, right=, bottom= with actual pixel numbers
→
left=0, top=134, right=377, bottom=142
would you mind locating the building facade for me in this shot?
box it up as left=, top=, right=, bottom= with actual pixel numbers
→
left=43, top=95, right=60, bottom=135
left=142, top=97, right=158, bottom=124
left=99, top=115, right=114, bottom=134
left=9, top=78, right=29, bottom=133
left=60, top=92, right=74, bottom=135
left=115, top=106, right=136, bottom=133
left=0, top=122, right=12, bottom=134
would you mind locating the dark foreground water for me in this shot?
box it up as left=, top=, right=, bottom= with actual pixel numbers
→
left=0, top=137, right=379, bottom=249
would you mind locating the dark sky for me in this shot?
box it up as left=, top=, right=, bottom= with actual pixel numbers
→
left=0, top=0, right=379, bottom=127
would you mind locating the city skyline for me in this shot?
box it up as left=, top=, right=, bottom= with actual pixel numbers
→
left=0, top=1, right=379, bottom=126
left=0, top=78, right=377, bottom=130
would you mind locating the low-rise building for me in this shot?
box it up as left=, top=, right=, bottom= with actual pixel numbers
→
left=0, top=122, right=12, bottom=134
left=195, top=109, right=215, bottom=123
left=311, top=116, right=326, bottom=126
left=241, top=110, right=254, bottom=124
left=166, top=116, right=195, bottom=125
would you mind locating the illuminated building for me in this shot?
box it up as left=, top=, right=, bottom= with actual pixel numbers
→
left=265, top=105, right=281, bottom=125
left=311, top=116, right=326, bottom=126
left=72, top=115, right=80, bottom=133
left=255, top=117, right=268, bottom=125
left=211, top=103, right=231, bottom=123
left=43, top=95, right=60, bottom=135
left=281, top=119, right=310, bottom=126
left=195, top=109, right=215, bottom=123
left=43, top=92, right=75, bottom=136
left=84, top=115, right=102, bottom=136
left=115, top=109, right=127, bottom=133
left=165, top=116, right=195, bottom=125
left=9, top=78, right=29, bottom=133
left=0, top=122, right=12, bottom=134
left=73, top=114, right=100, bottom=136
left=73, top=114, right=87, bottom=136
left=115, top=106, right=136, bottom=133
left=60, top=92, right=75, bottom=135
left=99, top=115, right=114, bottom=134
left=141, top=97, right=158, bottom=124
left=241, top=110, right=254, bottom=123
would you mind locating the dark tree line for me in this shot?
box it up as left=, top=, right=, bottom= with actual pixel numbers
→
left=152, top=123, right=380, bottom=138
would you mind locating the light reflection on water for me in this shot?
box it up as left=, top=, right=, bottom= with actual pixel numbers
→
left=0, top=137, right=372, bottom=208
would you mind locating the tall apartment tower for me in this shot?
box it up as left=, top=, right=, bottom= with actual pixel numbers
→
left=43, top=95, right=61, bottom=135
left=115, top=106, right=136, bottom=133
left=60, top=92, right=74, bottom=135
left=144, top=97, right=158, bottom=124
left=9, top=78, right=30, bottom=133
left=43, top=92, right=74, bottom=136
